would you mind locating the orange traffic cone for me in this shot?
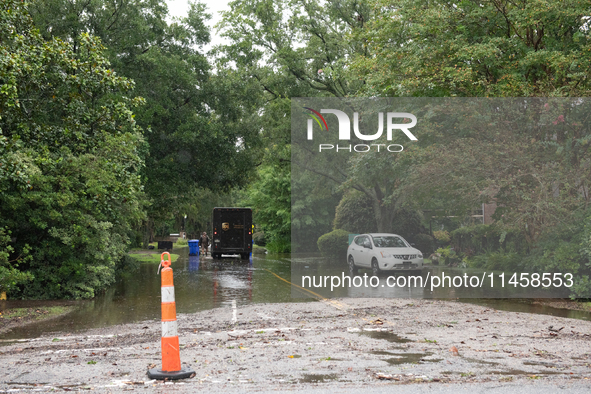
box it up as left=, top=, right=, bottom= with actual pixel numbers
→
left=147, top=252, right=194, bottom=380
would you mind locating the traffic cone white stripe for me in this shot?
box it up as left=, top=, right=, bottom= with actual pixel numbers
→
left=161, top=287, right=175, bottom=303
left=161, top=320, right=178, bottom=337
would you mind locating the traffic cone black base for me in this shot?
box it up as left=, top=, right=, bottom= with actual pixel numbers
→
left=147, top=367, right=194, bottom=380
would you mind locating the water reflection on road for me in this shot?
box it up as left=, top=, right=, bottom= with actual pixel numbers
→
left=1, top=250, right=590, bottom=339
left=291, top=254, right=591, bottom=321
left=1, top=249, right=298, bottom=339
left=292, top=257, right=571, bottom=299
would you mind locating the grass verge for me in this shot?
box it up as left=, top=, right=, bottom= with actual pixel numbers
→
left=128, top=253, right=180, bottom=264
left=253, top=244, right=267, bottom=254
left=0, top=306, right=75, bottom=334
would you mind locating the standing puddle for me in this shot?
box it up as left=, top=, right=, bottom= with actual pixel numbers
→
left=466, top=299, right=591, bottom=322
left=1, top=251, right=300, bottom=340
left=4, top=251, right=591, bottom=341
left=462, top=357, right=499, bottom=366
left=488, top=369, right=563, bottom=376
left=358, top=331, right=413, bottom=343
left=370, top=350, right=442, bottom=365
left=522, top=361, right=560, bottom=368
left=442, top=360, right=565, bottom=377
left=298, top=374, right=338, bottom=383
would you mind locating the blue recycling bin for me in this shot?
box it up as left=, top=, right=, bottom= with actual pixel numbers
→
left=188, top=239, right=199, bottom=256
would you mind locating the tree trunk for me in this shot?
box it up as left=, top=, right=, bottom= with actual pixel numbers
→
left=142, top=219, right=153, bottom=248
left=376, top=205, right=394, bottom=232
left=368, top=184, right=394, bottom=232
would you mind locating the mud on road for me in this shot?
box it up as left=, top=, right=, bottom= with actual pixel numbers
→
left=1, top=298, right=590, bottom=392
left=0, top=306, right=76, bottom=337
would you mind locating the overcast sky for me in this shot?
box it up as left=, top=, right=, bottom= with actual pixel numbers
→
left=166, top=0, right=232, bottom=48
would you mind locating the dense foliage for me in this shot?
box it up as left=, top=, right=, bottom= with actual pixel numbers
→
left=333, top=191, right=378, bottom=234
left=30, top=0, right=262, bottom=244
left=219, top=0, right=369, bottom=251
left=242, top=166, right=291, bottom=253
left=1, top=0, right=146, bottom=298
left=317, top=229, right=349, bottom=259
left=0, top=228, right=33, bottom=294
left=352, top=0, right=591, bottom=97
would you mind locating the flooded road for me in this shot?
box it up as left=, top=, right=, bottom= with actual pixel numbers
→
left=1, top=249, right=590, bottom=340
left=1, top=249, right=300, bottom=339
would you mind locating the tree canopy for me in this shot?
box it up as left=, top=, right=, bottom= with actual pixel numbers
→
left=30, top=0, right=263, bottom=241
left=352, top=0, right=591, bottom=96
left=1, top=0, right=145, bottom=298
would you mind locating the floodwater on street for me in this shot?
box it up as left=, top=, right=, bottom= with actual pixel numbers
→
left=1, top=248, right=298, bottom=340
left=1, top=248, right=590, bottom=340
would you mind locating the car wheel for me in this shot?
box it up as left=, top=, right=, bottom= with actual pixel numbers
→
left=240, top=253, right=249, bottom=260
left=348, top=255, right=358, bottom=274
left=371, top=259, right=381, bottom=276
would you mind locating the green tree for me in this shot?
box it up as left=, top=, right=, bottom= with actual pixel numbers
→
left=30, top=0, right=263, bottom=243
left=1, top=0, right=146, bottom=298
left=291, top=97, right=433, bottom=233
left=352, top=0, right=591, bottom=97
left=396, top=98, right=591, bottom=295
left=0, top=228, right=33, bottom=294
left=291, top=167, right=341, bottom=252
left=242, top=166, right=291, bottom=252
left=219, top=0, right=370, bottom=98
left=342, top=1, right=591, bottom=296
left=217, top=0, right=373, bottom=248
left=333, top=190, right=377, bottom=234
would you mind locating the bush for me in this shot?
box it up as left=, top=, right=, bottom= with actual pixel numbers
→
left=390, top=209, right=428, bottom=239
left=317, top=229, right=350, bottom=259
left=435, top=246, right=460, bottom=266
left=333, top=191, right=377, bottom=233
left=466, top=251, right=522, bottom=271
left=253, top=231, right=266, bottom=246
left=414, top=234, right=435, bottom=256
left=525, top=234, right=590, bottom=298
left=433, top=230, right=451, bottom=244
left=0, top=228, right=34, bottom=295
left=266, top=235, right=290, bottom=253
left=451, top=224, right=525, bottom=255
left=127, top=229, right=143, bottom=249
left=115, top=254, right=140, bottom=275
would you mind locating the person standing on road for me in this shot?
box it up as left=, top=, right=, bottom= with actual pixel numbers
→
left=199, top=232, right=210, bottom=256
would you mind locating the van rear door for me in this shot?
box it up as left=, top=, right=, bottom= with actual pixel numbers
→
left=220, top=211, right=246, bottom=249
